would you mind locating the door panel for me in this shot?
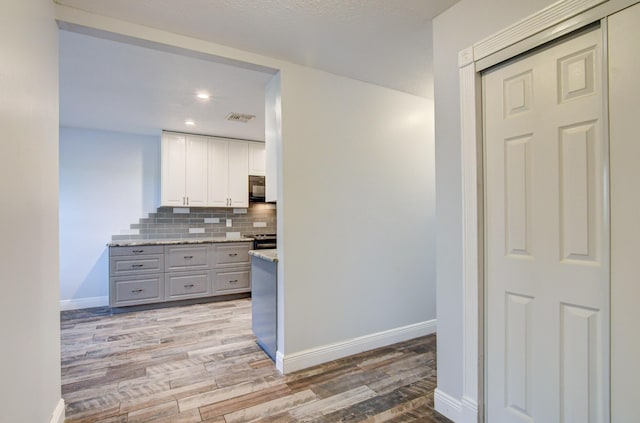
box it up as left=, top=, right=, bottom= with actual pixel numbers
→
left=484, top=27, right=608, bottom=423
left=609, top=4, right=640, bottom=421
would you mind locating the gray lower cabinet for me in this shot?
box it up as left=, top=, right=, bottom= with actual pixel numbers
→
left=213, top=267, right=251, bottom=294
left=111, top=274, right=164, bottom=306
left=165, top=271, right=210, bottom=300
left=109, top=241, right=252, bottom=307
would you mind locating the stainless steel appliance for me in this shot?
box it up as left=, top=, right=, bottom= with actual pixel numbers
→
left=251, top=233, right=276, bottom=250
left=249, top=175, right=265, bottom=202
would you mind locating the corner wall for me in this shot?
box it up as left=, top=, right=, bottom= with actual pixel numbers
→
left=0, top=0, right=63, bottom=421
left=432, top=0, right=556, bottom=419
left=278, top=64, right=436, bottom=364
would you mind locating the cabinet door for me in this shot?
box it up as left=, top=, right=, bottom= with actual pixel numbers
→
left=164, top=245, right=209, bottom=272
left=165, top=271, right=211, bottom=300
left=214, top=243, right=251, bottom=267
left=248, top=142, right=266, bottom=176
left=184, top=135, right=208, bottom=207
left=110, top=274, right=164, bottom=307
left=110, top=254, right=165, bottom=277
left=213, top=268, right=251, bottom=294
left=161, top=133, right=187, bottom=206
left=207, top=138, right=230, bottom=207
left=228, top=141, right=249, bottom=207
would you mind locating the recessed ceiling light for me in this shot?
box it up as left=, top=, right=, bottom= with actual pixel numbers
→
left=185, top=119, right=195, bottom=126
left=196, top=92, right=210, bottom=100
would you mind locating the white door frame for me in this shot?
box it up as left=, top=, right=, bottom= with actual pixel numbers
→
left=454, top=0, right=639, bottom=422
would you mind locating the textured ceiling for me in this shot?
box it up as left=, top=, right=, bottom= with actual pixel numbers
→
left=56, top=0, right=459, bottom=98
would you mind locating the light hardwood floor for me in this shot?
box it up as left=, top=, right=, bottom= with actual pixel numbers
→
left=61, top=298, right=450, bottom=422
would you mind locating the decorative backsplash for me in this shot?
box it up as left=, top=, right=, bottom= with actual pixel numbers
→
left=110, top=204, right=276, bottom=241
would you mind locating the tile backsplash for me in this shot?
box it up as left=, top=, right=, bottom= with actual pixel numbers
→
left=111, top=203, right=276, bottom=241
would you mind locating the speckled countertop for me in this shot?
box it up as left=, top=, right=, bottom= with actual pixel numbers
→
left=107, top=237, right=254, bottom=247
left=248, top=249, right=278, bottom=263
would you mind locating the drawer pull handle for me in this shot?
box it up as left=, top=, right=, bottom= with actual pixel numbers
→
left=131, top=264, right=144, bottom=268
left=229, top=279, right=238, bottom=284
left=131, top=289, right=143, bottom=294
left=132, top=250, right=144, bottom=254
left=228, top=253, right=238, bottom=257
left=184, top=255, right=194, bottom=259
left=184, top=284, right=195, bottom=289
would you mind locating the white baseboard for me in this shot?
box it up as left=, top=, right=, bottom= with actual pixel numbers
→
left=59, top=295, right=108, bottom=311
left=275, top=350, right=285, bottom=373
left=434, top=388, right=462, bottom=422
left=50, top=398, right=65, bottom=423
left=461, top=396, right=479, bottom=423
left=434, top=390, right=479, bottom=423
left=279, top=319, right=436, bottom=374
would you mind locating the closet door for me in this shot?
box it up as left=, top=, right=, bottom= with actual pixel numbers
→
left=484, top=27, right=608, bottom=423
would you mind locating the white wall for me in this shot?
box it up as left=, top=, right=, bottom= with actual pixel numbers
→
left=279, top=64, right=436, bottom=359
left=56, top=5, right=437, bottom=370
left=432, top=0, right=556, bottom=413
left=59, top=127, right=160, bottom=308
left=0, top=0, right=63, bottom=421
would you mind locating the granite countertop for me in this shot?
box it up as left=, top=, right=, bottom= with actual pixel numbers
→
left=248, top=249, right=278, bottom=263
left=107, top=237, right=254, bottom=247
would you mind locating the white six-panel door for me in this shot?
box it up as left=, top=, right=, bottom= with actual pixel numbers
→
left=483, top=27, right=609, bottom=423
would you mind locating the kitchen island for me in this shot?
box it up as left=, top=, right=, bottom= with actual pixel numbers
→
left=249, top=249, right=278, bottom=361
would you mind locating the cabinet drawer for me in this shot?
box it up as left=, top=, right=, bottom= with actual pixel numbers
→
left=165, top=245, right=209, bottom=271
left=110, top=254, right=164, bottom=276
left=214, top=268, right=250, bottom=293
left=111, top=275, right=163, bottom=306
left=166, top=271, right=210, bottom=299
left=214, top=243, right=251, bottom=267
left=110, top=245, right=163, bottom=256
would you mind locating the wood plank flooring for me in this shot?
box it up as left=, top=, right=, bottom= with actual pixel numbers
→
left=61, top=298, right=451, bottom=422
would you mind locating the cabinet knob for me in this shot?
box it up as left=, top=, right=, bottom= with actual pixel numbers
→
left=131, top=289, right=143, bottom=294
left=131, top=264, right=144, bottom=268
left=229, top=279, right=238, bottom=284
left=132, top=250, right=144, bottom=254
left=228, top=253, right=238, bottom=257
left=184, top=255, right=194, bottom=260
left=184, top=284, right=194, bottom=289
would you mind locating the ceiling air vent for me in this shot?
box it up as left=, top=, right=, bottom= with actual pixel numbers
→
left=226, top=112, right=256, bottom=123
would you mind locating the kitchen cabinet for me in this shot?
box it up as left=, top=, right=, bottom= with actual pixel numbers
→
left=248, top=142, right=266, bottom=176
left=109, top=246, right=165, bottom=307
left=109, top=241, right=252, bottom=307
left=161, top=132, right=208, bottom=207
left=208, top=137, right=249, bottom=207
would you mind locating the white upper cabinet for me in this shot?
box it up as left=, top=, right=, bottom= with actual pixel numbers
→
left=227, top=141, right=249, bottom=207
left=161, top=132, right=207, bottom=207
left=184, top=136, right=208, bottom=207
left=208, top=137, right=249, bottom=208
left=248, top=142, right=266, bottom=176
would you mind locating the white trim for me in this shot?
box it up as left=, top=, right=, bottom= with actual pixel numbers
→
left=434, top=388, right=462, bottom=422
left=279, top=319, right=436, bottom=374
left=49, top=399, right=65, bottom=423
left=459, top=61, right=481, bottom=412
left=275, top=350, right=284, bottom=373
left=59, top=296, right=108, bottom=311
left=461, top=396, right=479, bottom=423
left=473, top=0, right=606, bottom=61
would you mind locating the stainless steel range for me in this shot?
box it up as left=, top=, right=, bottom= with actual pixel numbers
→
left=249, top=234, right=276, bottom=250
